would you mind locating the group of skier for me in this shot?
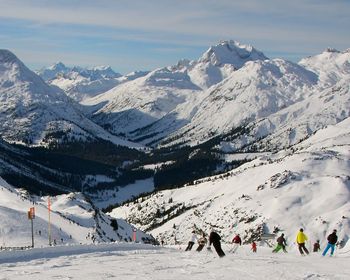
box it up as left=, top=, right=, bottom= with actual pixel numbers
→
left=184, top=228, right=340, bottom=258
left=273, top=228, right=339, bottom=257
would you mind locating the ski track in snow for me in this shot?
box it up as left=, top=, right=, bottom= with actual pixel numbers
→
left=0, top=244, right=349, bottom=280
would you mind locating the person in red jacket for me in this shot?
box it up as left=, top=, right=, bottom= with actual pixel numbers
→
left=251, top=241, right=257, bottom=253
left=230, top=234, right=242, bottom=253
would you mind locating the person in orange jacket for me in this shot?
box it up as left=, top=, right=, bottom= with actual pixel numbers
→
left=296, top=228, right=309, bottom=255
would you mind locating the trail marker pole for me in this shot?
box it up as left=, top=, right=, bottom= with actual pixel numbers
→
left=48, top=197, right=52, bottom=246
left=132, top=228, right=137, bottom=242
left=28, top=207, right=35, bottom=248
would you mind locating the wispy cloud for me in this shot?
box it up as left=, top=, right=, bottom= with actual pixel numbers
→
left=0, top=0, right=349, bottom=72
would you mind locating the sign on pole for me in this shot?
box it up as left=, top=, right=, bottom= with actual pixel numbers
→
left=28, top=207, right=35, bottom=248
left=132, top=228, right=137, bottom=242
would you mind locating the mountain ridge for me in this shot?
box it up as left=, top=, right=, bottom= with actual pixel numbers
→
left=0, top=49, right=141, bottom=148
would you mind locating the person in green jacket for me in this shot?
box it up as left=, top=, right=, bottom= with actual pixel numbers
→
left=296, top=228, right=309, bottom=255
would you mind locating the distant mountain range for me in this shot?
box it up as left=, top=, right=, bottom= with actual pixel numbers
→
left=78, top=41, right=350, bottom=151
left=3, top=41, right=349, bottom=152
left=37, top=62, right=148, bottom=102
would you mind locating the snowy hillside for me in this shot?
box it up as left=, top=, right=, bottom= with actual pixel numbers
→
left=0, top=176, right=154, bottom=248
left=0, top=49, right=141, bottom=148
left=110, top=118, right=350, bottom=252
left=37, top=62, right=149, bottom=102
left=82, top=68, right=204, bottom=137
left=299, top=48, right=350, bottom=88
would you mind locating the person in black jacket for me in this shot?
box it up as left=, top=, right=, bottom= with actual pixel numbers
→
left=322, top=229, right=338, bottom=256
left=209, top=231, right=225, bottom=257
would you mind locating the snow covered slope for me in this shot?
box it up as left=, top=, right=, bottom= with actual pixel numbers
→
left=82, top=40, right=267, bottom=143
left=299, top=48, right=350, bottom=88
left=110, top=118, right=350, bottom=251
left=0, top=177, right=154, bottom=248
left=82, top=68, right=204, bottom=137
left=0, top=50, right=141, bottom=148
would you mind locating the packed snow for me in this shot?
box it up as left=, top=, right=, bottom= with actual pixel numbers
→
left=0, top=243, right=349, bottom=279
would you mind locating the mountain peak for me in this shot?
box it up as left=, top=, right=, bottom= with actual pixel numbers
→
left=199, top=40, right=268, bottom=68
left=48, top=61, right=67, bottom=70
left=324, top=47, right=340, bottom=53
left=0, top=49, right=22, bottom=65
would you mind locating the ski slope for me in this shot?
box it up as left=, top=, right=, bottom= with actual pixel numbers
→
left=110, top=118, right=350, bottom=249
left=0, top=243, right=349, bottom=279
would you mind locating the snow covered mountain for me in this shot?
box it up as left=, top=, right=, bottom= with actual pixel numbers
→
left=157, top=48, right=350, bottom=150
left=82, top=40, right=267, bottom=142
left=82, top=42, right=349, bottom=150
left=110, top=117, right=350, bottom=249
left=36, top=62, right=71, bottom=81
left=4, top=43, right=348, bottom=151
left=299, top=48, right=350, bottom=88
left=37, top=62, right=149, bottom=102
left=0, top=177, right=155, bottom=248
left=82, top=68, right=204, bottom=137
left=0, top=50, right=140, bottom=147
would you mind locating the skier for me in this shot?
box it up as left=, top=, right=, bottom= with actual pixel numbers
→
left=322, top=229, right=338, bottom=256
left=296, top=228, right=309, bottom=255
left=208, top=230, right=225, bottom=257
left=251, top=241, right=257, bottom=253
left=272, top=233, right=287, bottom=253
left=196, top=233, right=207, bottom=252
left=313, top=240, right=321, bottom=252
left=185, top=231, right=197, bottom=251
left=231, top=234, right=242, bottom=253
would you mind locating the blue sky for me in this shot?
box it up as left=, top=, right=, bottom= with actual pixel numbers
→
left=1, top=0, right=349, bottom=73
